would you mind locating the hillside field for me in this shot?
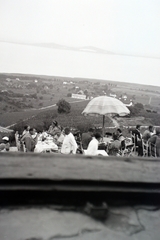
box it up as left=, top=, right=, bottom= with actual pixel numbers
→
left=0, top=73, right=160, bottom=132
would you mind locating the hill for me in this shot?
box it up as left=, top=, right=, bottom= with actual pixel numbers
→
left=0, top=73, right=160, bottom=131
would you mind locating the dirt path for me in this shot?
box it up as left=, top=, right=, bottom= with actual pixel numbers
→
left=108, top=116, right=119, bottom=127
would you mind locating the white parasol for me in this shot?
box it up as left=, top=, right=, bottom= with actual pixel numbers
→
left=82, top=96, right=130, bottom=137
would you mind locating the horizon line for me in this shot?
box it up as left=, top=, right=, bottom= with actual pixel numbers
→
left=0, top=40, right=160, bottom=60
left=0, top=71, right=160, bottom=88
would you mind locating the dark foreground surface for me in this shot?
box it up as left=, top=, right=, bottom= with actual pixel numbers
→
left=0, top=153, right=160, bottom=239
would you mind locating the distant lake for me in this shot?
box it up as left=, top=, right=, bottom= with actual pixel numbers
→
left=0, top=42, right=160, bottom=86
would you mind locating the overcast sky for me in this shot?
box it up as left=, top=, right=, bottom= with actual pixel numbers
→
left=0, top=0, right=160, bottom=86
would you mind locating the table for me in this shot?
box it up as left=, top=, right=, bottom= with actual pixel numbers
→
left=84, top=150, right=108, bottom=156
left=34, top=140, right=58, bottom=153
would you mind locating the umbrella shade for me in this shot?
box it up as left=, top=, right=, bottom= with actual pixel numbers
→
left=82, top=96, right=130, bottom=137
left=82, top=96, right=130, bottom=117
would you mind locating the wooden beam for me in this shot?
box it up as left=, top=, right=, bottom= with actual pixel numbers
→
left=0, top=153, right=160, bottom=183
left=0, top=153, right=160, bottom=205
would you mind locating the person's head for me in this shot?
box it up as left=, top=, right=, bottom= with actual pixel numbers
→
left=24, top=125, right=30, bottom=131
left=112, top=132, right=118, bottom=141
left=64, top=127, right=70, bottom=135
left=88, top=128, right=94, bottom=136
left=156, top=127, right=160, bottom=136
left=136, top=125, right=141, bottom=130
left=94, top=132, right=102, bottom=141
left=33, top=128, right=37, bottom=134
left=52, top=120, right=58, bottom=127
left=29, top=128, right=34, bottom=135
left=105, top=132, right=112, bottom=138
left=116, top=128, right=122, bottom=135
left=149, top=125, right=154, bottom=132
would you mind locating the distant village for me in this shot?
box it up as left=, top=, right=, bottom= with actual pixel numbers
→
left=62, top=80, right=133, bottom=107
left=1, top=74, right=159, bottom=114
left=0, top=76, right=133, bottom=107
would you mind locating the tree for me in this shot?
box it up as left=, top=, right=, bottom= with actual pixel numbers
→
left=57, top=99, right=71, bottom=114
left=128, top=102, right=144, bottom=116
left=134, top=102, right=144, bottom=110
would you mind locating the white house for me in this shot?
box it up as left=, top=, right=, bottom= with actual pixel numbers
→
left=110, top=93, right=117, bottom=98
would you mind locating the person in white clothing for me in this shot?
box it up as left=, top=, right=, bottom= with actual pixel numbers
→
left=86, top=132, right=102, bottom=156
left=61, top=128, right=78, bottom=154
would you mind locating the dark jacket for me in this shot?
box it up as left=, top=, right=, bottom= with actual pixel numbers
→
left=132, top=129, right=142, bottom=146
left=82, top=132, right=92, bottom=150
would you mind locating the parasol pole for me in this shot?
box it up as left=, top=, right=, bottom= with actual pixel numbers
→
left=102, top=115, right=105, bottom=139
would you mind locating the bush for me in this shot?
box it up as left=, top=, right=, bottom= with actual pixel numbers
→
left=56, top=99, right=71, bottom=114
left=128, top=102, right=144, bottom=116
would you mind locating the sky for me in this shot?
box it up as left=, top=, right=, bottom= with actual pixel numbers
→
left=0, top=0, right=160, bottom=86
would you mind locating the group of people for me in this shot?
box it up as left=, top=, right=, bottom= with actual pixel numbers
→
left=14, top=121, right=102, bottom=155
left=81, top=125, right=160, bottom=157
left=1, top=121, right=160, bottom=157
left=15, top=126, right=39, bottom=152
left=131, top=125, right=160, bottom=157
left=14, top=121, right=78, bottom=154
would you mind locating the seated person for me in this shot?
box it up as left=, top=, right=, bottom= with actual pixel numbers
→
left=23, top=128, right=38, bottom=152
left=48, top=120, right=62, bottom=140
left=21, top=125, right=30, bottom=141
left=41, top=130, right=48, bottom=141
left=148, top=127, right=160, bottom=157
left=131, top=125, right=143, bottom=156
left=108, top=133, right=121, bottom=156
left=56, top=129, right=65, bottom=147
left=0, top=136, right=10, bottom=152
left=116, top=128, right=126, bottom=150
left=32, top=128, right=38, bottom=140
left=116, top=128, right=125, bottom=141
left=142, top=125, right=154, bottom=143
left=85, top=132, right=102, bottom=156
left=81, top=128, right=94, bottom=150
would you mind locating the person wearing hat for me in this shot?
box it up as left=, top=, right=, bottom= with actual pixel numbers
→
left=48, top=120, right=62, bottom=140
left=0, top=136, right=10, bottom=152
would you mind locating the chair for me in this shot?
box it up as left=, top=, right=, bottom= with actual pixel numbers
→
left=131, top=134, right=137, bottom=154
left=142, top=140, right=149, bottom=157
left=148, top=142, right=157, bottom=157
left=15, top=133, right=21, bottom=151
